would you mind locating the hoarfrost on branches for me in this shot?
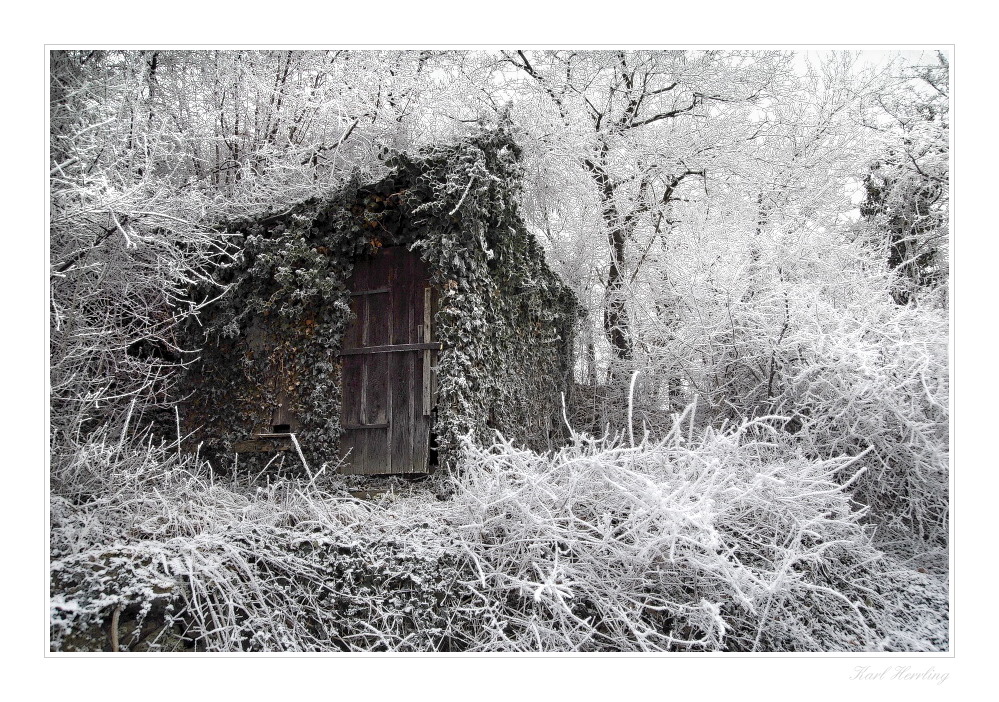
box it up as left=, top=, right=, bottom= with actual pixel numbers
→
left=49, top=49, right=950, bottom=653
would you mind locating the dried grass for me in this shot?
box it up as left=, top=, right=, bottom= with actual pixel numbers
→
left=50, top=404, right=947, bottom=652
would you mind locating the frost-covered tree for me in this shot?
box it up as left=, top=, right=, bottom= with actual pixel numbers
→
left=861, top=52, right=949, bottom=305
left=659, top=52, right=892, bottom=418
left=498, top=50, right=789, bottom=366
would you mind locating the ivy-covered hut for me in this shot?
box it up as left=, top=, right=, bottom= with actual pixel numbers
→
left=179, top=125, right=579, bottom=475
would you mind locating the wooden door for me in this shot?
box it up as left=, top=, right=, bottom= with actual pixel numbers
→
left=338, top=247, right=439, bottom=474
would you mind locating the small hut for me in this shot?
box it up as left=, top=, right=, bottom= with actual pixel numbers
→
left=178, top=125, right=578, bottom=475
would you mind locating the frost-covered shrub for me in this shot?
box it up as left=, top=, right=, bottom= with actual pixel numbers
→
left=446, top=417, right=946, bottom=652
left=51, top=409, right=947, bottom=652
left=628, top=256, right=948, bottom=546
left=51, top=436, right=467, bottom=652
left=772, top=293, right=949, bottom=544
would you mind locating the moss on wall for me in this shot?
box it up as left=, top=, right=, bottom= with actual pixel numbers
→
left=178, top=124, right=579, bottom=472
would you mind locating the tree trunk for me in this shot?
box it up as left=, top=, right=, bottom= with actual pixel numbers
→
left=586, top=147, right=633, bottom=362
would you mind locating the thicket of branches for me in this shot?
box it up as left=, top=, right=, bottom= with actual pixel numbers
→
left=49, top=49, right=950, bottom=652
left=50, top=415, right=947, bottom=652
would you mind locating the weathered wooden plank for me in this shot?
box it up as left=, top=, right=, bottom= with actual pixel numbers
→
left=339, top=430, right=358, bottom=467
left=422, top=351, right=431, bottom=416
left=390, top=350, right=416, bottom=472
left=341, top=356, right=363, bottom=427
left=234, top=438, right=292, bottom=453
left=364, top=353, right=389, bottom=425
left=364, top=285, right=391, bottom=438
left=348, top=257, right=371, bottom=298
left=341, top=259, right=367, bottom=473
left=391, top=248, right=412, bottom=346
left=344, top=258, right=371, bottom=352
left=365, top=291, right=391, bottom=346
left=422, top=286, right=432, bottom=416
left=413, top=353, right=428, bottom=472
left=349, top=287, right=389, bottom=296
left=342, top=296, right=363, bottom=350
left=354, top=427, right=371, bottom=473
left=361, top=427, right=390, bottom=474
left=337, top=342, right=442, bottom=356
left=430, top=285, right=440, bottom=409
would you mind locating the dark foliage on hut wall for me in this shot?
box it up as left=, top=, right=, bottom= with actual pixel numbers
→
left=178, top=124, right=579, bottom=471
